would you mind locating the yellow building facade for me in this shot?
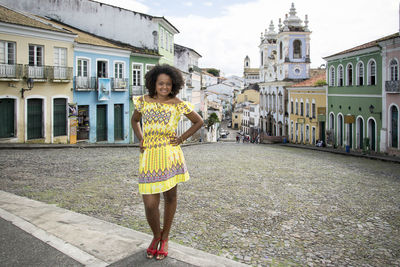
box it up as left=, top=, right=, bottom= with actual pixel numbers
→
left=0, top=5, right=76, bottom=143
left=287, top=77, right=327, bottom=145
left=236, top=89, right=260, bottom=104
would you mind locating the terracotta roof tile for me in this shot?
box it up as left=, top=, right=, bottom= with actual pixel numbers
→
left=291, top=69, right=326, bottom=87
left=0, top=4, right=72, bottom=34
left=325, top=33, right=399, bottom=58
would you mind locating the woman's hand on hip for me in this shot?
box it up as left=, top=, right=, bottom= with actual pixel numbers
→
left=140, top=139, right=146, bottom=153
left=170, top=133, right=183, bottom=146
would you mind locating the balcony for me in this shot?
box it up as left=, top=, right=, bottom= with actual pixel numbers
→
left=26, top=65, right=47, bottom=80
left=48, top=66, right=73, bottom=82
left=386, top=80, right=400, bottom=93
left=130, top=85, right=147, bottom=96
left=111, top=78, right=128, bottom=91
left=0, top=64, right=23, bottom=80
left=74, top=76, right=97, bottom=90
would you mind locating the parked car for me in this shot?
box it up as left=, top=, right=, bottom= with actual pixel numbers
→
left=227, top=122, right=232, bottom=128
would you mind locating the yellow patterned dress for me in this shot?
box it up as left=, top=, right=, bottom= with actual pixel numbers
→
left=133, top=96, right=194, bottom=194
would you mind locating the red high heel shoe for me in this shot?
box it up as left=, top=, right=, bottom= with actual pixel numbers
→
left=146, top=236, right=161, bottom=259
left=156, top=237, right=168, bottom=260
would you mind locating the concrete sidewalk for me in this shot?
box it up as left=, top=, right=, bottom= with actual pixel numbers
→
left=0, top=191, right=248, bottom=267
left=280, top=143, right=400, bottom=164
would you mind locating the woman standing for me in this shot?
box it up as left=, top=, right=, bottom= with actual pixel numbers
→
left=131, top=64, right=203, bottom=260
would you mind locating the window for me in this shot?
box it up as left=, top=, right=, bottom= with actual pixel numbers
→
left=165, top=33, right=169, bottom=51
left=346, top=64, right=353, bottom=86
left=77, top=59, right=88, bottom=77
left=114, top=62, right=124, bottom=79
left=306, top=125, right=309, bottom=142
left=260, top=51, right=263, bottom=66
left=300, top=101, right=304, bottom=116
left=291, top=100, right=294, bottom=114
left=146, top=64, right=155, bottom=73
left=53, top=98, right=67, bottom=136
left=329, top=113, right=335, bottom=130
left=306, top=100, right=309, bottom=117
left=368, top=60, right=376, bottom=85
left=132, top=63, right=142, bottom=86
left=293, top=40, right=302, bottom=59
left=390, top=59, right=399, bottom=81
left=160, top=28, right=164, bottom=49
left=29, top=45, right=43, bottom=66
left=278, top=93, right=283, bottom=112
left=54, top=47, right=67, bottom=79
left=338, top=65, right=343, bottom=86
left=312, top=101, right=316, bottom=118
left=295, top=100, right=298, bottom=115
left=0, top=41, right=16, bottom=64
left=169, top=34, right=173, bottom=52
left=312, top=127, right=316, bottom=144
left=290, top=121, right=293, bottom=140
left=97, top=60, right=107, bottom=78
left=279, top=42, right=283, bottom=60
left=357, top=62, right=364, bottom=85
left=54, top=47, right=67, bottom=67
left=329, top=66, right=335, bottom=86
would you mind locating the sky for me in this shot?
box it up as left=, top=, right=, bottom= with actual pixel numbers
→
left=96, top=0, right=399, bottom=77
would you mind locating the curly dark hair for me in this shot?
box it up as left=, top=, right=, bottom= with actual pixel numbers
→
left=145, top=64, right=184, bottom=98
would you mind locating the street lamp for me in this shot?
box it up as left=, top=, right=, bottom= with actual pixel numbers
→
left=369, top=104, right=381, bottom=119
left=21, top=78, right=34, bottom=98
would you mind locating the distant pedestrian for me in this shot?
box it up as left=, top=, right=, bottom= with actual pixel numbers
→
left=131, top=64, right=203, bottom=261
left=236, top=135, right=240, bottom=143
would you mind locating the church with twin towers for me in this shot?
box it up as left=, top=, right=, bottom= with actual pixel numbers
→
left=244, top=3, right=312, bottom=138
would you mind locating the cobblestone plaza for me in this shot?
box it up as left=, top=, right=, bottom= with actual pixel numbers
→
left=0, top=143, right=399, bottom=266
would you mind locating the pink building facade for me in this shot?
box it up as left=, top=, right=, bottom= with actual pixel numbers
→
left=380, top=34, right=400, bottom=155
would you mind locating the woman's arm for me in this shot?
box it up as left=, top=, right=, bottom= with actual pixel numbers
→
left=131, top=110, right=145, bottom=152
left=170, top=111, right=204, bottom=145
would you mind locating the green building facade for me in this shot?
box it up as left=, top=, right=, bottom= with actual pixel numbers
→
left=325, top=42, right=382, bottom=152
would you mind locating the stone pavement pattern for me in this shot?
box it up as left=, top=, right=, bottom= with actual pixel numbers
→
left=0, top=143, right=399, bottom=266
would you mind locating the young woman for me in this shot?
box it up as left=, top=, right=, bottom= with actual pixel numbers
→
left=131, top=64, right=203, bottom=260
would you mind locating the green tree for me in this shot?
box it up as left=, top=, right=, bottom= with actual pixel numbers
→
left=207, top=68, right=220, bottom=77
left=205, top=112, right=220, bottom=129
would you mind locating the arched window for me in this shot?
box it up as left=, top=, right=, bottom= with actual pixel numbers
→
left=291, top=98, right=294, bottom=114
left=279, top=42, right=283, bottom=60
left=357, top=62, right=364, bottom=85
left=300, top=99, right=304, bottom=116
left=293, top=40, right=302, bottom=59
left=346, top=63, right=353, bottom=86
left=368, top=60, right=376, bottom=85
left=329, top=113, right=335, bottom=130
left=295, top=99, right=299, bottom=115
left=338, top=65, right=344, bottom=86
left=260, top=51, right=264, bottom=66
left=329, top=66, right=335, bottom=86
left=338, top=114, right=343, bottom=147
left=390, top=59, right=398, bottom=81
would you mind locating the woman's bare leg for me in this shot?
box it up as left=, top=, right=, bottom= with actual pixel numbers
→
left=157, top=185, right=177, bottom=259
left=142, top=193, right=162, bottom=258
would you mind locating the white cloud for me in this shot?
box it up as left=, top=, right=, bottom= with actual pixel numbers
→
left=183, top=1, right=193, bottom=7
left=171, top=0, right=398, bottom=76
left=204, top=2, right=213, bottom=7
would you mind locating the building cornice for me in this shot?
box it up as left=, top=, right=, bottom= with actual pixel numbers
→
left=0, top=21, right=76, bottom=43
left=74, top=43, right=131, bottom=58
left=323, top=47, right=380, bottom=62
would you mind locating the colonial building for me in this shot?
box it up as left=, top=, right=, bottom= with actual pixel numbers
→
left=1, top=0, right=179, bottom=66
left=258, top=3, right=311, bottom=140
left=243, top=55, right=260, bottom=86
left=0, top=4, right=75, bottom=143
left=379, top=33, right=400, bottom=156
left=174, top=43, right=202, bottom=139
left=323, top=34, right=394, bottom=152
left=287, top=70, right=327, bottom=145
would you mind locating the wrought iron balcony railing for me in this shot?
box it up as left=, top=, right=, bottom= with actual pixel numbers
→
left=48, top=66, right=73, bottom=80
left=0, top=64, right=23, bottom=79
left=111, top=78, right=128, bottom=90
left=73, top=76, right=97, bottom=90
left=130, top=85, right=147, bottom=96
left=386, top=80, right=400, bottom=93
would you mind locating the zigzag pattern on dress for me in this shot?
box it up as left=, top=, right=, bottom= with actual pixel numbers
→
left=143, top=109, right=172, bottom=125
left=139, top=162, right=187, bottom=183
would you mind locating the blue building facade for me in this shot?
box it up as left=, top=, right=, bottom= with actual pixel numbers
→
left=73, top=45, right=131, bottom=143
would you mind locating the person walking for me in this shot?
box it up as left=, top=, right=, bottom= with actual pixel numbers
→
left=131, top=64, right=203, bottom=260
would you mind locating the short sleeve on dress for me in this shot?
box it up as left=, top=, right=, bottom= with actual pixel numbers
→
left=177, top=101, right=194, bottom=115
left=133, top=96, right=144, bottom=113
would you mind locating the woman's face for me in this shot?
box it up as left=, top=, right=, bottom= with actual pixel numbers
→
left=155, top=73, right=173, bottom=98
